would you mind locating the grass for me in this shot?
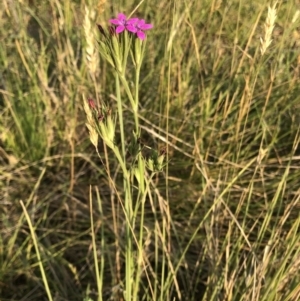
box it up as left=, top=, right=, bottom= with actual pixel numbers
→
left=1, top=0, right=300, bottom=300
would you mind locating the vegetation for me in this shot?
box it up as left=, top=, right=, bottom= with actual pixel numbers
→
left=1, top=0, right=300, bottom=300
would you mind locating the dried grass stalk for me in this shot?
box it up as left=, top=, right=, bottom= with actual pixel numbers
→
left=84, top=6, right=99, bottom=77
left=292, top=10, right=300, bottom=24
left=260, top=1, right=278, bottom=56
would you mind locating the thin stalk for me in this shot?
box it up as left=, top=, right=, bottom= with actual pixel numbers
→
left=134, top=64, right=145, bottom=194
left=132, top=61, right=148, bottom=301
left=119, top=74, right=136, bottom=115
left=115, top=73, right=134, bottom=301
left=115, top=73, right=126, bottom=161
left=124, top=177, right=133, bottom=301
left=112, top=144, right=133, bottom=301
left=134, top=65, right=141, bottom=134
left=20, top=201, right=53, bottom=301
left=132, top=173, right=154, bottom=301
left=90, top=187, right=103, bottom=301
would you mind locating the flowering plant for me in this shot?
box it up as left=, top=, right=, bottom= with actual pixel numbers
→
left=109, top=13, right=153, bottom=40
left=84, top=11, right=162, bottom=301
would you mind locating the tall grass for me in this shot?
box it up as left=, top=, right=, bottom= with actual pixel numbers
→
left=1, top=0, right=300, bottom=300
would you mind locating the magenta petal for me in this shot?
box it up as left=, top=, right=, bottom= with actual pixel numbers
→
left=137, top=19, right=145, bottom=26
left=109, top=19, right=121, bottom=25
left=127, top=17, right=139, bottom=24
left=140, top=23, right=153, bottom=30
left=117, top=13, right=127, bottom=20
left=136, top=30, right=145, bottom=40
left=126, top=24, right=137, bottom=33
left=116, top=25, right=125, bottom=34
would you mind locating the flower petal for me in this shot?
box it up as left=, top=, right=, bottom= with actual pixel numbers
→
left=117, top=13, right=127, bottom=20
left=126, top=24, right=137, bottom=33
left=116, top=25, right=125, bottom=34
left=137, top=19, right=146, bottom=26
left=136, top=30, right=146, bottom=40
left=127, top=17, right=139, bottom=24
left=140, top=23, right=153, bottom=30
left=109, top=19, right=121, bottom=25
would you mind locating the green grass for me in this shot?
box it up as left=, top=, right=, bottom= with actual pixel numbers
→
left=1, top=0, right=300, bottom=300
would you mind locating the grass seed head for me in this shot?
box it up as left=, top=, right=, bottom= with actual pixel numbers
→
left=260, top=1, right=278, bottom=55
left=84, top=6, right=99, bottom=76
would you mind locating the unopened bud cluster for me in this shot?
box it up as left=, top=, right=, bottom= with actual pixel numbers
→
left=83, top=98, right=116, bottom=150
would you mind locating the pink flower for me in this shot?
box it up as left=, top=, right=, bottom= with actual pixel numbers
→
left=109, top=13, right=153, bottom=40
left=131, top=19, right=153, bottom=40
left=109, top=13, right=138, bottom=34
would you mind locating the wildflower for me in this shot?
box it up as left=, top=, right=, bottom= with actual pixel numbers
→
left=130, top=19, right=153, bottom=40
left=109, top=13, right=138, bottom=34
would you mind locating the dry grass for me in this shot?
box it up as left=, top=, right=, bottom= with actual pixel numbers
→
left=84, top=5, right=99, bottom=78
left=1, top=0, right=300, bottom=301
left=260, top=1, right=278, bottom=55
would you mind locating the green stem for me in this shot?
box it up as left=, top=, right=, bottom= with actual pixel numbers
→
left=114, top=146, right=133, bottom=301
left=132, top=173, right=154, bottom=301
left=119, top=74, right=136, bottom=115
left=134, top=65, right=145, bottom=195
left=115, top=73, right=126, bottom=161
left=115, top=73, right=133, bottom=301
left=132, top=64, right=146, bottom=301
left=134, top=65, right=141, bottom=134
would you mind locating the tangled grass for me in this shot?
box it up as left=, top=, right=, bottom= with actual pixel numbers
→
left=1, top=0, right=300, bottom=300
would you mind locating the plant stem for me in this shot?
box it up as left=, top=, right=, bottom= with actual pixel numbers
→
left=115, top=73, right=133, bottom=301
left=132, top=173, right=155, bottom=301
left=134, top=65, right=141, bottom=134
left=119, top=74, right=136, bottom=115
left=115, top=73, right=126, bottom=161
